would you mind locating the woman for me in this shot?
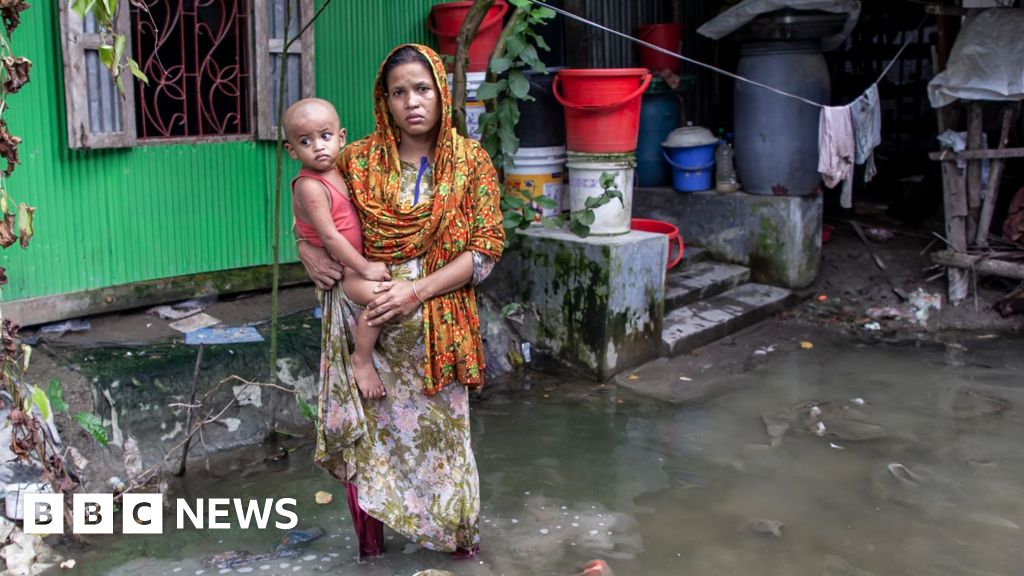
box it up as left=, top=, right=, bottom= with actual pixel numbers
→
left=297, top=44, right=504, bottom=559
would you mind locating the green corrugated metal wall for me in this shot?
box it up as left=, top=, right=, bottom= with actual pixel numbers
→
left=3, top=0, right=449, bottom=301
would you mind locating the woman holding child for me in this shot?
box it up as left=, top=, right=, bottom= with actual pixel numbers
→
left=295, top=44, right=504, bottom=559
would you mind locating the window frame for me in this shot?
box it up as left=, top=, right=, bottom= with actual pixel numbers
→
left=59, top=0, right=137, bottom=150
left=252, top=0, right=317, bottom=141
left=58, top=0, right=315, bottom=150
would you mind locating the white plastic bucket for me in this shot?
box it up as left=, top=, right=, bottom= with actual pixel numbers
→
left=567, top=152, right=636, bottom=235
left=447, top=71, right=487, bottom=141
left=505, top=146, right=566, bottom=220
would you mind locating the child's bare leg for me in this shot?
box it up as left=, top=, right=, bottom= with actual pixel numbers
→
left=342, top=274, right=385, bottom=399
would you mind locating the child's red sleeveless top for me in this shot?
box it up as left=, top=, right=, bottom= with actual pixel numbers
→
left=291, top=169, right=363, bottom=255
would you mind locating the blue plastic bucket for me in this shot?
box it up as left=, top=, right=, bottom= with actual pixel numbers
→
left=662, top=143, right=717, bottom=192
left=636, top=78, right=679, bottom=187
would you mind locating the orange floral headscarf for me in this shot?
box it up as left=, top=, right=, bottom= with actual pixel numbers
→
left=338, top=44, right=504, bottom=395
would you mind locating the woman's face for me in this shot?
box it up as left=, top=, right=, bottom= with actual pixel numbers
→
left=385, top=61, right=441, bottom=142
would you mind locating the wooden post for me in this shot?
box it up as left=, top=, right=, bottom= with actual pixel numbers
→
left=965, top=102, right=983, bottom=243
left=940, top=157, right=970, bottom=304
left=931, top=250, right=1024, bottom=281
left=975, top=104, right=1018, bottom=247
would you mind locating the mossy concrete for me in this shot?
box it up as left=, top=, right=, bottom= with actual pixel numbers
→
left=494, top=227, right=668, bottom=381
left=633, top=188, right=822, bottom=288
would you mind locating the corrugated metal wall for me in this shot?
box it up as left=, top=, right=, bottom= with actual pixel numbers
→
left=568, top=0, right=718, bottom=129
left=580, top=0, right=668, bottom=69
left=5, top=0, right=447, bottom=301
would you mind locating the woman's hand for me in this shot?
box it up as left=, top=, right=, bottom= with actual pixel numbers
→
left=297, top=241, right=344, bottom=290
left=364, top=280, right=421, bottom=326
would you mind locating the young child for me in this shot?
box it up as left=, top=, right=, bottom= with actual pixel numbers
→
left=285, top=98, right=389, bottom=400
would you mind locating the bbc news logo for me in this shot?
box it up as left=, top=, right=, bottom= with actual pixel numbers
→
left=23, top=494, right=299, bottom=535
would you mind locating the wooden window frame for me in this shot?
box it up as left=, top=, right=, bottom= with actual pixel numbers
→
left=59, top=0, right=137, bottom=150
left=58, top=0, right=315, bottom=149
left=252, top=0, right=317, bottom=140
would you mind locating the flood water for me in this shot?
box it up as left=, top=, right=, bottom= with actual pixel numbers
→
left=52, top=334, right=1024, bottom=575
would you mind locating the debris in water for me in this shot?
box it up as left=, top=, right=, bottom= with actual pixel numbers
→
left=813, top=421, right=827, bottom=436
left=829, top=442, right=845, bottom=450
left=678, top=376, right=692, bottom=381
left=886, top=463, right=918, bottom=485
left=314, top=491, right=332, bottom=505
left=742, top=518, right=784, bottom=537
left=800, top=341, right=814, bottom=350
left=628, top=374, right=639, bottom=381
left=60, top=559, right=76, bottom=569
left=863, top=321, right=881, bottom=331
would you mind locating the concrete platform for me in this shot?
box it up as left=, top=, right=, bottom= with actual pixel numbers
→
left=661, top=283, right=797, bottom=356
left=634, top=187, right=822, bottom=289
left=499, top=226, right=668, bottom=380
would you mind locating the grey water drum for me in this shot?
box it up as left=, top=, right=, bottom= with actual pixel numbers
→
left=733, top=41, right=830, bottom=196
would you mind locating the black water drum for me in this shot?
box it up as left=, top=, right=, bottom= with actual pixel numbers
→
left=516, top=68, right=566, bottom=148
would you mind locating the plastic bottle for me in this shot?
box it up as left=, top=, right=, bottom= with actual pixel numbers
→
left=715, top=129, right=739, bottom=193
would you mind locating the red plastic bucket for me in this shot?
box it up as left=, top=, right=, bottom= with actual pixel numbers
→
left=429, top=1, right=509, bottom=72
left=554, top=69, right=652, bottom=153
left=636, top=24, right=683, bottom=73
left=631, top=218, right=684, bottom=269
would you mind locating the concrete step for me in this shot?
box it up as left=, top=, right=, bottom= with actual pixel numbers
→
left=680, top=245, right=708, bottom=266
left=661, top=283, right=797, bottom=356
left=665, top=261, right=750, bottom=311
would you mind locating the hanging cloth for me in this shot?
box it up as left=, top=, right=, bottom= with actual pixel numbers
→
left=818, top=104, right=856, bottom=208
left=851, top=84, right=881, bottom=183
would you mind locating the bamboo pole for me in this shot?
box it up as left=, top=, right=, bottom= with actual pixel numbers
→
left=965, top=102, right=983, bottom=243
left=939, top=158, right=970, bottom=303
left=975, top=104, right=1018, bottom=247
left=932, top=250, right=1024, bottom=281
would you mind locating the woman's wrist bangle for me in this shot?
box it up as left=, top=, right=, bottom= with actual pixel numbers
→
left=411, top=280, right=427, bottom=304
left=295, top=236, right=308, bottom=246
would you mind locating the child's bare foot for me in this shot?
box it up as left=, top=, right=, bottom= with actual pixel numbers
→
left=351, top=354, right=385, bottom=399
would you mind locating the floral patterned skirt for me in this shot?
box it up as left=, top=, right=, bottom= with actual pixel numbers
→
left=313, top=268, right=480, bottom=552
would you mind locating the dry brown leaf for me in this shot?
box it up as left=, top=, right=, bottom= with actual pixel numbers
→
left=0, top=119, right=20, bottom=177
left=0, top=210, right=15, bottom=248
left=1, top=56, right=29, bottom=93
left=0, top=0, right=28, bottom=36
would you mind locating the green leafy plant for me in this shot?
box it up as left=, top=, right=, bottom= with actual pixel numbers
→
left=70, top=0, right=148, bottom=91
left=296, top=394, right=318, bottom=426
left=74, top=411, right=110, bottom=447
left=568, top=171, right=624, bottom=237
left=474, top=0, right=555, bottom=239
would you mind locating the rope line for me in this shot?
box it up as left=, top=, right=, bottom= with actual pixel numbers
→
left=528, top=0, right=929, bottom=110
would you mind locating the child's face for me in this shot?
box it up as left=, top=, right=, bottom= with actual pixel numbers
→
left=285, top=104, right=346, bottom=173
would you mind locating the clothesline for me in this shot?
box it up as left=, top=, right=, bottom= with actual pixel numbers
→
left=527, top=0, right=928, bottom=110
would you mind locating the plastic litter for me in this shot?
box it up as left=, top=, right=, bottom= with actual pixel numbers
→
left=909, top=289, right=942, bottom=326
left=168, top=313, right=220, bottom=334
left=149, top=294, right=217, bottom=320
left=184, top=326, right=264, bottom=346
left=38, top=319, right=91, bottom=335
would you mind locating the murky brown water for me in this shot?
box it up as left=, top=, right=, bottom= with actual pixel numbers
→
left=51, top=334, right=1024, bottom=575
